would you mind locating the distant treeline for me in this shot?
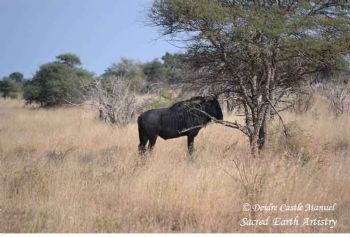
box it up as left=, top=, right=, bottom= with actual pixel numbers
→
left=0, top=52, right=185, bottom=106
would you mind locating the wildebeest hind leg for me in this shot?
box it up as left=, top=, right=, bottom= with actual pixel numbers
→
left=139, top=143, right=148, bottom=156
left=187, top=135, right=195, bottom=155
left=148, top=136, right=158, bottom=152
left=138, top=136, right=148, bottom=155
left=138, top=126, right=148, bottom=155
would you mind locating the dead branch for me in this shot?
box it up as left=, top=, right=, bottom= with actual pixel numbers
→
left=180, top=106, right=250, bottom=135
left=267, top=99, right=290, bottom=137
left=88, top=77, right=137, bottom=125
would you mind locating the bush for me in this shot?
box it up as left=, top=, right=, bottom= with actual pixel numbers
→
left=321, top=79, right=350, bottom=117
left=103, top=58, right=144, bottom=92
left=291, top=91, right=316, bottom=114
left=141, top=89, right=175, bottom=111
left=269, top=121, right=312, bottom=165
left=0, top=79, right=21, bottom=99
left=23, top=61, right=93, bottom=107
left=90, top=76, right=137, bottom=126
left=143, top=59, right=167, bottom=83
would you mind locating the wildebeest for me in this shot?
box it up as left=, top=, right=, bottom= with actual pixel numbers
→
left=137, top=96, right=223, bottom=155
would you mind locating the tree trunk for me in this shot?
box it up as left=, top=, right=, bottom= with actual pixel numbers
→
left=257, top=66, right=275, bottom=151
left=258, top=121, right=266, bottom=150
left=258, top=105, right=270, bottom=150
left=249, top=132, right=260, bottom=158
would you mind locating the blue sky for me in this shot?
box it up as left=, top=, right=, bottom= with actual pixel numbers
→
left=0, top=0, right=180, bottom=78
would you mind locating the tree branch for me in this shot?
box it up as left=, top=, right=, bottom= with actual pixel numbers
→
left=185, top=106, right=250, bottom=135
left=267, top=98, right=289, bottom=137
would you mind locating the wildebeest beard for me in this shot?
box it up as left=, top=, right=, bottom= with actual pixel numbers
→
left=137, top=96, right=223, bottom=155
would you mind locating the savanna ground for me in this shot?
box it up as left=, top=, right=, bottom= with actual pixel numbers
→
left=0, top=96, right=349, bottom=233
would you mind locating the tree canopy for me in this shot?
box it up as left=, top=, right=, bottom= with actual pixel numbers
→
left=143, top=59, right=167, bottom=83
left=103, top=58, right=144, bottom=92
left=56, top=53, right=82, bottom=68
left=9, top=72, right=24, bottom=83
left=23, top=54, right=92, bottom=107
left=149, top=0, right=350, bottom=156
left=0, top=79, right=18, bottom=98
left=0, top=72, right=25, bottom=98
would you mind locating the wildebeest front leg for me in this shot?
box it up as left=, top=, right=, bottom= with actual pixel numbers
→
left=187, top=135, right=195, bottom=155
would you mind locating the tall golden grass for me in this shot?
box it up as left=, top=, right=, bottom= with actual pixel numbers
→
left=0, top=97, right=349, bottom=233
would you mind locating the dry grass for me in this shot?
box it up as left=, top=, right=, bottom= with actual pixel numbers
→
left=0, top=97, right=349, bottom=233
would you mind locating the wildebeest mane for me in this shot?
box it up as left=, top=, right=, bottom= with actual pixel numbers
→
left=169, top=96, right=204, bottom=111
left=164, top=96, right=210, bottom=132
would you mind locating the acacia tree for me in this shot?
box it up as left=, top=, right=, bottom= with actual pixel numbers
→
left=23, top=54, right=93, bottom=107
left=9, top=72, right=24, bottom=83
left=0, top=79, right=18, bottom=98
left=0, top=72, right=24, bottom=98
left=56, top=53, right=82, bottom=68
left=149, top=0, right=350, bottom=157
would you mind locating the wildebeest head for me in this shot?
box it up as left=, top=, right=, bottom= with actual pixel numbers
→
left=185, top=96, right=223, bottom=121
left=201, top=96, right=223, bottom=121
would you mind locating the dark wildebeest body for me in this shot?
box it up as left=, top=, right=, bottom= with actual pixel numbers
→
left=137, top=96, right=223, bottom=155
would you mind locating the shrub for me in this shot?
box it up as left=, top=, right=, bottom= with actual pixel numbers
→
left=0, top=79, right=21, bottom=99
left=103, top=58, right=144, bottom=92
left=268, top=121, right=312, bottom=164
left=90, top=76, right=137, bottom=126
left=321, top=80, right=350, bottom=117
left=291, top=91, right=316, bottom=114
left=141, top=89, right=175, bottom=111
left=23, top=61, right=92, bottom=107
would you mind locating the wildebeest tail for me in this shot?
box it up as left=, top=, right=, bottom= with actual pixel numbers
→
left=137, top=115, right=148, bottom=143
left=137, top=115, right=143, bottom=135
